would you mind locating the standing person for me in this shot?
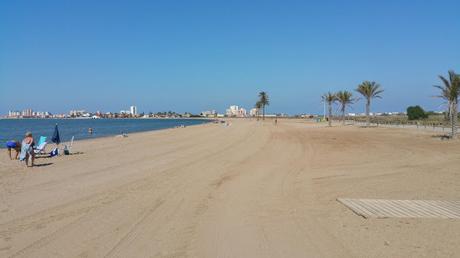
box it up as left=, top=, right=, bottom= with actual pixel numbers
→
left=6, top=140, right=21, bottom=160
left=20, top=132, right=35, bottom=167
left=274, top=118, right=278, bottom=125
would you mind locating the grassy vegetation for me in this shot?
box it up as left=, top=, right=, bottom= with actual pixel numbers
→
left=347, top=114, right=451, bottom=127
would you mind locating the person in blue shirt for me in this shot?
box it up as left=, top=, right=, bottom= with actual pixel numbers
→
left=6, top=140, right=21, bottom=160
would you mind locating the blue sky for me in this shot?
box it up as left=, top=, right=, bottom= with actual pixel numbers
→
left=1, top=0, right=459, bottom=115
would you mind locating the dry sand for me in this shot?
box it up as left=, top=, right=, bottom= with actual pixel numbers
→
left=1, top=119, right=460, bottom=257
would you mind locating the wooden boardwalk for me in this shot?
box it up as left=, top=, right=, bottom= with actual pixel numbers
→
left=337, top=198, right=460, bottom=219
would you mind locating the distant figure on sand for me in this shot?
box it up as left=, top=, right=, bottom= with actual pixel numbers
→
left=275, top=118, right=278, bottom=125
left=19, top=132, right=35, bottom=167
left=6, top=140, right=21, bottom=160
left=88, top=128, right=93, bottom=134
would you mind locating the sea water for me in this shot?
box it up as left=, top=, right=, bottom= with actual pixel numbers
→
left=0, top=118, right=210, bottom=148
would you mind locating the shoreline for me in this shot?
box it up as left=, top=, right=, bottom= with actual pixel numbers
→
left=55, top=119, right=215, bottom=148
left=0, top=118, right=213, bottom=149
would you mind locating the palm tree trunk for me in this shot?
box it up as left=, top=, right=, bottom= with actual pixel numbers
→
left=451, top=101, right=457, bottom=138
left=366, top=99, right=370, bottom=126
left=447, top=106, right=451, bottom=121
left=328, top=103, right=332, bottom=127
left=342, top=107, right=346, bottom=125
left=262, top=105, right=265, bottom=120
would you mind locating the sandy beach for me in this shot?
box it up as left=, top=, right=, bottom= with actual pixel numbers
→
left=1, top=119, right=460, bottom=257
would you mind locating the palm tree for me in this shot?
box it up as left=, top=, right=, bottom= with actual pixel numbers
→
left=322, top=92, right=337, bottom=127
left=255, top=101, right=262, bottom=121
left=434, top=70, right=460, bottom=137
left=258, top=91, right=269, bottom=120
left=355, top=81, right=384, bottom=126
left=336, top=90, right=354, bottom=125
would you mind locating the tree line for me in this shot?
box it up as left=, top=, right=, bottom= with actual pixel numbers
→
left=322, top=81, right=383, bottom=127
left=321, top=70, right=460, bottom=138
left=252, top=70, right=460, bottom=138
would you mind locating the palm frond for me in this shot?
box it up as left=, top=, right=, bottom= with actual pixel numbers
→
left=438, top=75, right=451, bottom=88
left=258, top=91, right=269, bottom=106
left=435, top=70, right=460, bottom=102
left=355, top=81, right=383, bottom=100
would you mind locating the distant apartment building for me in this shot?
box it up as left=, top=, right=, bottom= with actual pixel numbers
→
left=299, top=114, right=316, bottom=118
left=238, top=108, right=247, bottom=117
left=226, top=105, right=238, bottom=116
left=249, top=108, right=259, bottom=117
left=33, top=111, right=50, bottom=118
left=7, top=109, right=51, bottom=118
left=201, top=110, right=217, bottom=117
left=226, top=105, right=247, bottom=117
left=104, top=112, right=114, bottom=118
left=22, top=109, right=33, bottom=117
left=8, top=110, right=21, bottom=118
left=53, top=113, right=68, bottom=118
left=69, top=110, right=87, bottom=117
left=130, top=106, right=138, bottom=116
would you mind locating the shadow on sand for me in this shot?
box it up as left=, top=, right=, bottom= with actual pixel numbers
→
left=36, top=151, right=84, bottom=159
left=33, top=162, right=53, bottom=167
left=431, top=134, right=452, bottom=140
left=67, top=151, right=84, bottom=155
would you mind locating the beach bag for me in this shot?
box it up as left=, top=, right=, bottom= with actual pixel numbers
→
left=50, top=148, right=59, bottom=157
left=63, top=145, right=70, bottom=155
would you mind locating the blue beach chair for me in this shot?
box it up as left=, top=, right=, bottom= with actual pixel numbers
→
left=33, top=136, right=47, bottom=155
left=36, top=136, right=47, bottom=147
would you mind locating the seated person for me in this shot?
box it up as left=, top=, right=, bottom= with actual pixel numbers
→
left=6, top=140, right=21, bottom=160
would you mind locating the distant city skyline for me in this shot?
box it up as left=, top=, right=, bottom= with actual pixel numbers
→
left=3, top=103, right=409, bottom=119
left=3, top=105, right=410, bottom=118
left=1, top=1, right=459, bottom=115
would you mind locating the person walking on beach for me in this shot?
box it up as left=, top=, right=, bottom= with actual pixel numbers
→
left=6, top=140, right=21, bottom=160
left=19, top=132, right=35, bottom=167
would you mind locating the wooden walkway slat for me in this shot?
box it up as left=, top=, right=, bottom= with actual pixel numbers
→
left=337, top=198, right=460, bottom=219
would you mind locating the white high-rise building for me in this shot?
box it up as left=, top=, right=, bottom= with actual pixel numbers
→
left=226, top=105, right=239, bottom=116
left=8, top=110, right=21, bottom=117
left=130, top=106, right=137, bottom=116
left=226, top=105, right=247, bottom=117
left=250, top=108, right=259, bottom=117
left=22, top=109, right=33, bottom=117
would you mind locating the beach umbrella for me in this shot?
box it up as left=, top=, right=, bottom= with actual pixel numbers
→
left=51, top=123, right=61, bottom=145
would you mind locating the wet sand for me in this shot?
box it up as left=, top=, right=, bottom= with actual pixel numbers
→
left=1, top=119, right=459, bottom=257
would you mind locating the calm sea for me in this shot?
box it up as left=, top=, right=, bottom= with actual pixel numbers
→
left=0, top=118, right=210, bottom=148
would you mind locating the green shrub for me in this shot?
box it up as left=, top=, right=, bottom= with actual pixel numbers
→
left=407, top=105, right=428, bottom=120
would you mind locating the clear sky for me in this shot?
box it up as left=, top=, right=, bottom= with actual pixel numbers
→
left=1, top=0, right=459, bottom=115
